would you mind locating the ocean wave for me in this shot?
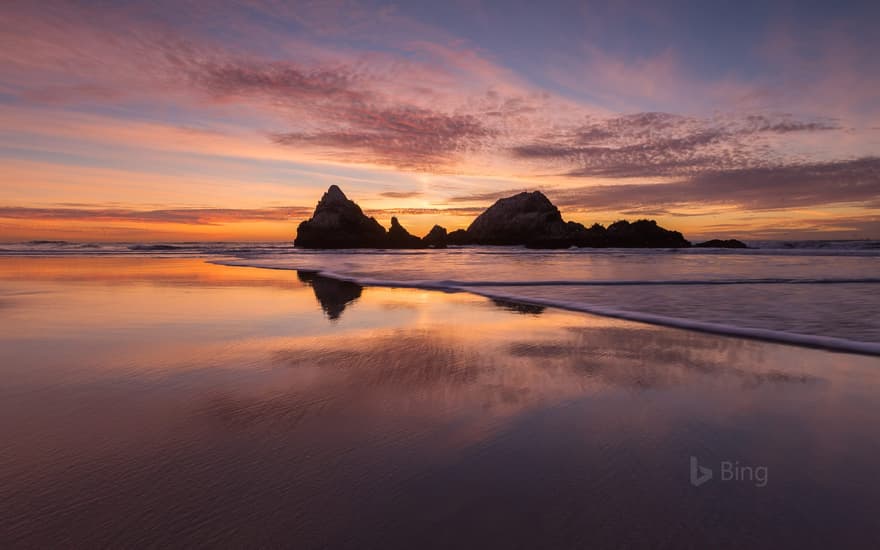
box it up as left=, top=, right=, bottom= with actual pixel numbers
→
left=3, top=242, right=878, bottom=353
left=468, top=288, right=880, bottom=357
left=128, top=244, right=189, bottom=251
left=215, top=261, right=880, bottom=287
left=1, top=240, right=880, bottom=257
left=214, top=260, right=880, bottom=356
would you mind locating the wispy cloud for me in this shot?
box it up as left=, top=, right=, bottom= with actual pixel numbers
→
left=512, top=112, right=840, bottom=178
left=551, top=158, right=877, bottom=212
left=0, top=206, right=311, bottom=225
left=0, top=204, right=489, bottom=226
left=272, top=107, right=496, bottom=171
left=448, top=157, right=880, bottom=213
left=0, top=0, right=877, bottom=239
left=379, top=191, right=424, bottom=199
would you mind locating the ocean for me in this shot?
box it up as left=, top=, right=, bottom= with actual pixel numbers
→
left=2, top=253, right=880, bottom=547
left=2, top=240, right=878, bottom=354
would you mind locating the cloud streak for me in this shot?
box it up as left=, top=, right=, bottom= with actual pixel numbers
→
left=447, top=157, right=880, bottom=213
left=0, top=0, right=877, bottom=239
left=0, top=205, right=489, bottom=226
left=512, top=112, right=840, bottom=178
left=0, top=206, right=311, bottom=225
left=545, top=157, right=879, bottom=212
left=272, top=107, right=496, bottom=171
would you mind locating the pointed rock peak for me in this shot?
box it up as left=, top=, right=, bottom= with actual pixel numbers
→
left=386, top=216, right=424, bottom=248
left=322, top=185, right=348, bottom=204
left=388, top=217, right=415, bottom=237
left=422, top=225, right=448, bottom=248
left=295, top=184, right=386, bottom=248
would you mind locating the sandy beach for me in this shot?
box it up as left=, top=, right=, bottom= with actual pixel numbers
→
left=1, top=256, right=878, bottom=548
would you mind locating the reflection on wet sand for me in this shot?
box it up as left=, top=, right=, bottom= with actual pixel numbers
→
left=1, top=257, right=879, bottom=548
left=297, top=270, right=363, bottom=320
left=490, top=297, right=546, bottom=315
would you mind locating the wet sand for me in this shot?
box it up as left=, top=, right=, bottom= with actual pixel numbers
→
left=1, top=257, right=879, bottom=548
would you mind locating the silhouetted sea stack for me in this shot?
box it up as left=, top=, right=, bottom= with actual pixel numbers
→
left=422, top=225, right=448, bottom=248
left=603, top=220, right=690, bottom=248
left=466, top=191, right=569, bottom=245
left=294, top=185, right=386, bottom=248
left=387, top=217, right=424, bottom=249
left=526, top=220, right=690, bottom=249
left=447, top=229, right=473, bottom=245
left=695, top=239, right=748, bottom=249
left=294, top=185, right=711, bottom=249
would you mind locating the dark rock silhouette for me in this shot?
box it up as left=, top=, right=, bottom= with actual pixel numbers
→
left=466, top=191, right=569, bottom=245
left=602, top=220, right=690, bottom=248
left=695, top=239, right=748, bottom=249
left=447, top=229, right=473, bottom=245
left=568, top=223, right=611, bottom=248
left=294, top=185, right=386, bottom=248
left=294, top=186, right=716, bottom=249
left=421, top=225, right=448, bottom=248
left=297, top=271, right=363, bottom=320
left=463, top=192, right=689, bottom=248
left=523, top=237, right=574, bottom=249
left=386, top=217, right=424, bottom=249
left=526, top=220, right=689, bottom=249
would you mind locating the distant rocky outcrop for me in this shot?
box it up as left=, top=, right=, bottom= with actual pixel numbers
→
left=567, top=223, right=610, bottom=248
left=294, top=185, right=717, bottom=250
left=602, top=220, right=690, bottom=248
left=447, top=229, right=473, bottom=245
left=387, top=217, right=424, bottom=249
left=466, top=191, right=569, bottom=245
left=525, top=220, right=689, bottom=249
left=422, top=225, right=448, bottom=248
left=294, top=185, right=386, bottom=248
left=695, top=239, right=748, bottom=249
left=459, top=191, right=689, bottom=248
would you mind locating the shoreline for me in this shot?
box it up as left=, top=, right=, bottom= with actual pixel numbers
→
left=3, top=255, right=880, bottom=547
left=212, top=260, right=880, bottom=358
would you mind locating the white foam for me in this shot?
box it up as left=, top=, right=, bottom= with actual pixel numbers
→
left=464, top=288, right=880, bottom=356
left=212, top=259, right=880, bottom=356
left=214, top=260, right=880, bottom=287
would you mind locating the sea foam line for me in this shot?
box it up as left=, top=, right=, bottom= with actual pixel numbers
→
left=212, top=260, right=880, bottom=287
left=463, top=288, right=880, bottom=356
left=212, top=260, right=880, bottom=356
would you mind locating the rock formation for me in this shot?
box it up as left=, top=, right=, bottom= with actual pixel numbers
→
left=466, top=191, right=569, bottom=245
left=602, top=220, right=690, bottom=248
left=695, top=239, right=748, bottom=248
left=447, top=229, right=473, bottom=245
left=421, top=225, right=448, bottom=248
left=386, top=217, right=424, bottom=249
left=294, top=185, right=386, bottom=248
left=524, top=220, right=690, bottom=249
left=294, top=185, right=713, bottom=250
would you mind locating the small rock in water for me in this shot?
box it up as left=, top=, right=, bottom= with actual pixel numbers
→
left=694, top=239, right=748, bottom=249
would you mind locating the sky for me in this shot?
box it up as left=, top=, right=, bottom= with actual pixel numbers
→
left=1, top=0, right=878, bottom=242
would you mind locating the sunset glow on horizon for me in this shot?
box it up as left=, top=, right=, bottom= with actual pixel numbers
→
left=1, top=0, right=878, bottom=242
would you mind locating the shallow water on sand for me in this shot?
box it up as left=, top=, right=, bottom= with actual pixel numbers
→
left=1, top=257, right=879, bottom=548
left=223, top=246, right=880, bottom=348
